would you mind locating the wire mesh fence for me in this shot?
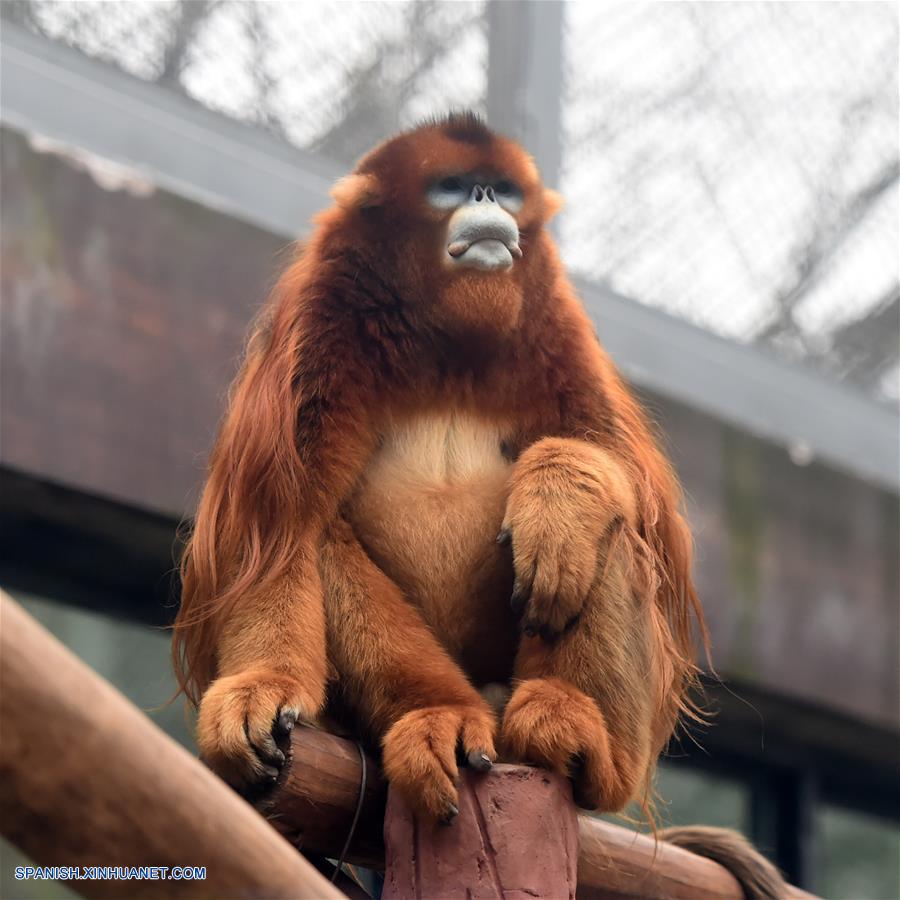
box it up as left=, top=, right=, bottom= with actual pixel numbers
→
left=4, top=0, right=897, bottom=404
left=561, top=1, right=899, bottom=404
left=4, top=0, right=488, bottom=165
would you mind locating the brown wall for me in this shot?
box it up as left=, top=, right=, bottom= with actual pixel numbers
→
left=2, top=127, right=897, bottom=730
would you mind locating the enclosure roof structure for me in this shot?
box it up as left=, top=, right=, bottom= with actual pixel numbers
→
left=3, top=21, right=896, bottom=492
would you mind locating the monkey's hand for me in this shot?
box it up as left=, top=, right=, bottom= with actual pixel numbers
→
left=500, top=437, right=636, bottom=639
left=196, top=668, right=319, bottom=791
left=382, top=703, right=497, bottom=823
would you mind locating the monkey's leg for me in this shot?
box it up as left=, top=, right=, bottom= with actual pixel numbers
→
left=501, top=543, right=670, bottom=813
left=320, top=519, right=496, bottom=823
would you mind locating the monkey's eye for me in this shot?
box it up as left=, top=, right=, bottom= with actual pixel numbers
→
left=438, top=176, right=465, bottom=193
left=427, top=175, right=469, bottom=210
left=493, top=179, right=523, bottom=212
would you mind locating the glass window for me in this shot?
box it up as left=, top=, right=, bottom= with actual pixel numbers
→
left=817, top=804, right=900, bottom=900
left=654, top=762, right=750, bottom=833
left=5, top=590, right=191, bottom=747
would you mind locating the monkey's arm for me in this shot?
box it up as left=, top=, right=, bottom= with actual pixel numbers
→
left=183, top=289, right=380, bottom=789
left=498, top=441, right=674, bottom=813
left=321, top=519, right=495, bottom=822
left=498, top=297, right=698, bottom=812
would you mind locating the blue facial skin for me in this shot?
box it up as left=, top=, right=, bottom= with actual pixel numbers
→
left=427, top=175, right=524, bottom=214
left=430, top=176, right=524, bottom=272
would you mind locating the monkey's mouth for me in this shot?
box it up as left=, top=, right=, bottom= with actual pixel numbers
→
left=446, top=220, right=522, bottom=272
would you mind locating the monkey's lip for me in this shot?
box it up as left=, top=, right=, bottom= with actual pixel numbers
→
left=447, top=239, right=518, bottom=271
left=446, top=216, right=521, bottom=271
left=448, top=239, right=523, bottom=259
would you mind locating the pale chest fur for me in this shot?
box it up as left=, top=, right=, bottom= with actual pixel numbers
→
left=346, top=411, right=517, bottom=679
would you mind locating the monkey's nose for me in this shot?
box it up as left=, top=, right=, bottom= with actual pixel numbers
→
left=470, top=185, right=496, bottom=204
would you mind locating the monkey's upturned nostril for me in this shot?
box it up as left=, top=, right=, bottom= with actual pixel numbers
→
left=484, top=185, right=496, bottom=202
left=472, top=185, right=485, bottom=202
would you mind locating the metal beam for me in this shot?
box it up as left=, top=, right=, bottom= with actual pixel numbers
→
left=0, top=21, right=339, bottom=238
left=579, top=280, right=899, bottom=491
left=487, top=0, right=564, bottom=187
left=2, top=22, right=897, bottom=491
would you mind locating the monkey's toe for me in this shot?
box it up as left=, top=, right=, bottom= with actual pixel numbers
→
left=466, top=748, right=494, bottom=772
left=382, top=704, right=496, bottom=823
left=197, top=669, right=317, bottom=792
left=501, top=677, right=617, bottom=811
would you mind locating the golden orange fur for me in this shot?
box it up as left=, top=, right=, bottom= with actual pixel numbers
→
left=174, top=113, right=707, bottom=823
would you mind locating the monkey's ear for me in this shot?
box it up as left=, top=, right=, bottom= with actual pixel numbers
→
left=542, top=189, right=564, bottom=222
left=331, top=173, right=385, bottom=210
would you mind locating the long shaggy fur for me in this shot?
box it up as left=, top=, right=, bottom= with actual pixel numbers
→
left=174, top=113, right=709, bottom=822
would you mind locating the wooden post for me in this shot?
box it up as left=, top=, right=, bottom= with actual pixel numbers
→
left=382, top=765, right=579, bottom=900
left=0, top=592, right=341, bottom=900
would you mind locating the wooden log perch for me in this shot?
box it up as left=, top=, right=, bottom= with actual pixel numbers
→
left=0, top=589, right=815, bottom=899
left=0, top=592, right=341, bottom=900
left=258, top=724, right=388, bottom=868
left=262, top=724, right=816, bottom=900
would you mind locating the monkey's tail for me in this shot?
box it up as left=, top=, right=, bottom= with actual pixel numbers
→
left=660, top=825, right=788, bottom=900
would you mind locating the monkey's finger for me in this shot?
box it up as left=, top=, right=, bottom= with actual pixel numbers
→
left=199, top=701, right=269, bottom=787
left=496, top=526, right=512, bottom=547
left=570, top=749, right=606, bottom=811
left=459, top=709, right=497, bottom=764
left=456, top=735, right=494, bottom=772
left=441, top=804, right=460, bottom=826
left=249, top=730, right=286, bottom=769
left=523, top=605, right=568, bottom=640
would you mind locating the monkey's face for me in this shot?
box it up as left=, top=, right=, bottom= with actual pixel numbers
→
left=329, top=114, right=562, bottom=332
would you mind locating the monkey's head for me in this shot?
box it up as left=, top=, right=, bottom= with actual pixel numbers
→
left=329, top=112, right=562, bottom=333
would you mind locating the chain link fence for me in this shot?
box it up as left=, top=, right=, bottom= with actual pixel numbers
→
left=5, top=0, right=897, bottom=404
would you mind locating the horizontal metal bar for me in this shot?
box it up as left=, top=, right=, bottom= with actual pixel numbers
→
left=0, top=21, right=339, bottom=237
left=3, top=22, right=897, bottom=491
left=579, top=280, right=899, bottom=491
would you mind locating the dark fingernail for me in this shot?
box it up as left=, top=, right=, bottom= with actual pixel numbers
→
left=273, top=749, right=285, bottom=766
left=264, top=766, right=279, bottom=780
left=496, top=528, right=511, bottom=546
left=277, top=711, right=297, bottom=734
left=441, top=804, right=459, bottom=825
left=468, top=750, right=493, bottom=773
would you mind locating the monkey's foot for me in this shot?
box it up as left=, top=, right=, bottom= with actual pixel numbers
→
left=197, top=668, right=319, bottom=791
left=382, top=704, right=496, bottom=823
left=501, top=677, right=621, bottom=811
